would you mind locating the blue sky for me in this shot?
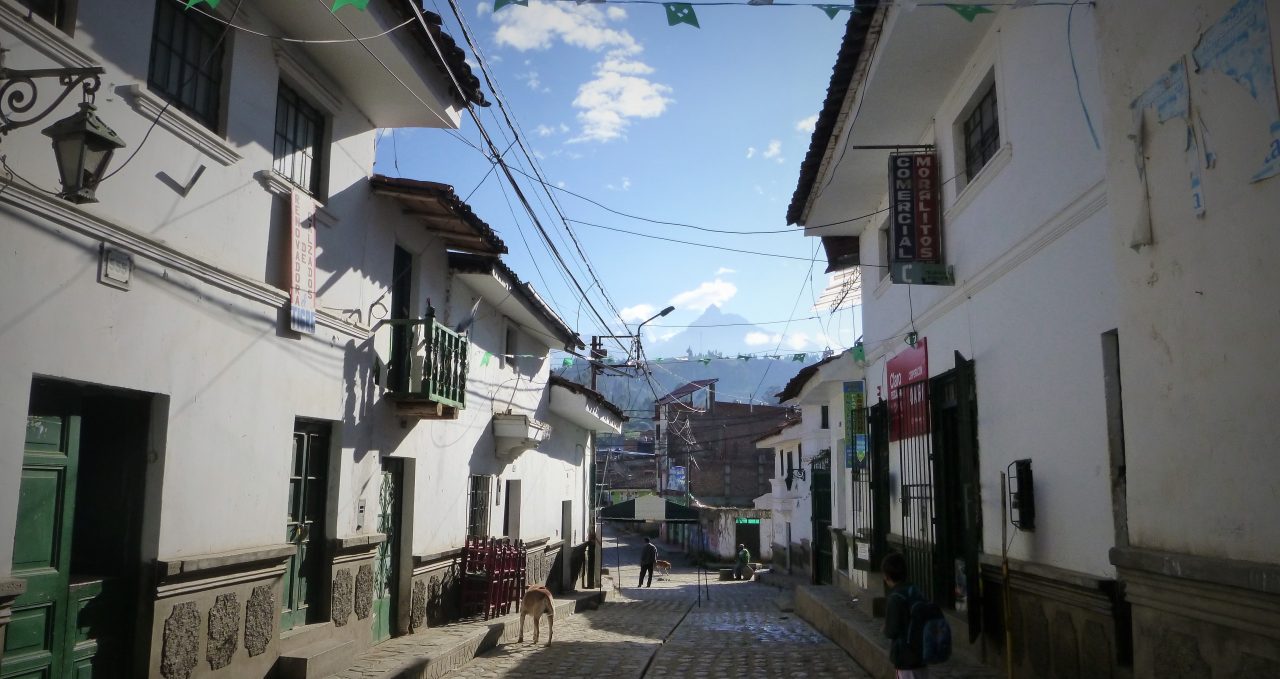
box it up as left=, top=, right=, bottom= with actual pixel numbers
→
left=375, top=1, right=861, bottom=358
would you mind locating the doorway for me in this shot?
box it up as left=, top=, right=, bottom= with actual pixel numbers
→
left=811, top=454, right=833, bottom=585
left=2, top=379, right=151, bottom=678
left=931, top=355, right=981, bottom=639
left=372, top=459, right=402, bottom=644
left=282, top=421, right=330, bottom=632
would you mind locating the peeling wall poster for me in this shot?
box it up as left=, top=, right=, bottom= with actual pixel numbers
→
left=1193, top=0, right=1280, bottom=182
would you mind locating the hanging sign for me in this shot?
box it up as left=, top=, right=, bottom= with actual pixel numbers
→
left=843, top=381, right=866, bottom=468
left=887, top=338, right=929, bottom=442
left=289, top=190, right=318, bottom=334
left=668, top=465, right=687, bottom=492
left=889, top=151, right=953, bottom=285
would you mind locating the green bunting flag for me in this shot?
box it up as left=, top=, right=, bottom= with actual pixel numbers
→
left=698, top=358, right=712, bottom=365
left=562, top=358, right=574, bottom=368
left=815, top=4, right=852, bottom=19
left=480, top=352, right=492, bottom=367
left=945, top=4, right=994, bottom=22
left=185, top=0, right=219, bottom=9
left=852, top=343, right=866, bottom=363
left=664, top=3, right=700, bottom=28
left=330, top=0, right=370, bottom=11
left=792, top=353, right=807, bottom=362
left=494, top=0, right=529, bottom=10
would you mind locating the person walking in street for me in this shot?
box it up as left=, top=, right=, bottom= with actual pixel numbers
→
left=734, top=543, right=751, bottom=580
left=638, top=537, right=658, bottom=587
left=882, top=552, right=929, bottom=678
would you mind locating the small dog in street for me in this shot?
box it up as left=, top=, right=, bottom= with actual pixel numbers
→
left=518, top=586, right=554, bottom=645
left=654, top=559, right=672, bottom=579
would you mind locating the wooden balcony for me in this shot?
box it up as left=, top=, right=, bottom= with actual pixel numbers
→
left=384, top=313, right=467, bottom=420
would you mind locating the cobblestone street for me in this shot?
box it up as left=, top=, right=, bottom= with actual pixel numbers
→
left=438, top=534, right=870, bottom=679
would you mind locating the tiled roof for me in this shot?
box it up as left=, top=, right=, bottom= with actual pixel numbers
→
left=549, top=374, right=627, bottom=423
left=774, top=353, right=842, bottom=402
left=786, top=8, right=876, bottom=226
left=371, top=175, right=507, bottom=255
left=388, top=7, right=489, bottom=108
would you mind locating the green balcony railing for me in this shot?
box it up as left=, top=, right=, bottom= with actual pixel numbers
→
left=426, top=319, right=467, bottom=409
left=384, top=311, right=467, bottom=410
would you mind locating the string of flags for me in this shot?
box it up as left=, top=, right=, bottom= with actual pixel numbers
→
left=491, top=1, right=1056, bottom=28
left=475, top=342, right=867, bottom=370
left=184, top=0, right=371, bottom=12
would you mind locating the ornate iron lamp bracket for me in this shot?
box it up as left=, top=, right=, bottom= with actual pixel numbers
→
left=0, top=66, right=104, bottom=136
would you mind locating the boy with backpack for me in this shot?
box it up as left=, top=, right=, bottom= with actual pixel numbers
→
left=881, top=552, right=951, bottom=677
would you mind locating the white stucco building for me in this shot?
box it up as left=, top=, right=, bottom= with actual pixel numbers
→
left=0, top=2, right=618, bottom=677
left=1093, top=0, right=1280, bottom=675
left=789, top=2, right=1125, bottom=675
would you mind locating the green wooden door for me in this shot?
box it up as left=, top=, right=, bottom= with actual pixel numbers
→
left=2, top=413, right=80, bottom=679
left=371, top=465, right=399, bottom=643
left=282, top=426, right=328, bottom=632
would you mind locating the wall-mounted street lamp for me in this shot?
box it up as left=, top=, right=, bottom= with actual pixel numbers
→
left=0, top=64, right=126, bottom=203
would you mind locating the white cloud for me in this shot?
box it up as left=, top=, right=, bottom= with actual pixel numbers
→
left=534, top=124, right=556, bottom=137
left=763, top=140, right=782, bottom=159
left=571, top=53, right=673, bottom=143
left=669, top=278, right=737, bottom=312
left=620, top=304, right=656, bottom=323
left=784, top=332, right=811, bottom=350
left=486, top=2, right=668, bottom=144
left=606, top=177, right=631, bottom=191
left=519, top=70, right=544, bottom=90
left=796, top=114, right=818, bottom=133
left=559, top=123, right=570, bottom=133
left=744, top=332, right=778, bottom=346
left=477, top=1, right=492, bottom=15
left=716, top=267, right=736, bottom=275
left=491, top=1, right=640, bottom=54
left=556, top=181, right=566, bottom=188
left=746, top=147, right=756, bottom=159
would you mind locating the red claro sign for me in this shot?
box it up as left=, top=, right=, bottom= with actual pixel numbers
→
left=889, top=152, right=941, bottom=264
left=887, top=338, right=928, bottom=390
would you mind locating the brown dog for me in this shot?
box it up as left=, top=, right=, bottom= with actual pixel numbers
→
left=654, top=559, right=672, bottom=579
left=518, top=586, right=554, bottom=644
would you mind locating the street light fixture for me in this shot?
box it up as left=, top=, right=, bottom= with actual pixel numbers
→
left=634, top=305, right=675, bottom=358
left=0, top=64, right=125, bottom=203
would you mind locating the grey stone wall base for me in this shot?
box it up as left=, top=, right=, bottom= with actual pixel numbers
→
left=1111, top=545, right=1280, bottom=597
left=1119, top=563, right=1280, bottom=677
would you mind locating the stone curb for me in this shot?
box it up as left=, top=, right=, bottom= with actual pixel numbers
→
left=336, top=590, right=605, bottom=679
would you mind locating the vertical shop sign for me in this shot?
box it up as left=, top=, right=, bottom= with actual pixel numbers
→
left=290, top=190, right=318, bottom=334
left=887, top=339, right=929, bottom=442
left=844, top=380, right=867, bottom=468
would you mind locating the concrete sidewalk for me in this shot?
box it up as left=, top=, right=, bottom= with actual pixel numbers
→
left=327, top=589, right=605, bottom=679
left=795, top=585, right=1003, bottom=679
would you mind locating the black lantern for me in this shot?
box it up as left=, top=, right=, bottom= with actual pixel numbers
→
left=40, top=102, right=125, bottom=204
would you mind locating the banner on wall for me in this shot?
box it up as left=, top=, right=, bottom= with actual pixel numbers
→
left=289, top=190, right=318, bottom=334
left=843, top=381, right=867, bottom=468
left=887, top=338, right=929, bottom=442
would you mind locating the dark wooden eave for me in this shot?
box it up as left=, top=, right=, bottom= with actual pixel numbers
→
left=371, top=175, right=507, bottom=256
left=787, top=6, right=877, bottom=226
left=386, top=7, right=489, bottom=108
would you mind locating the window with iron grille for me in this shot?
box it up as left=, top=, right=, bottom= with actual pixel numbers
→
left=962, top=82, right=1000, bottom=182
left=148, top=0, right=226, bottom=130
left=466, top=475, right=491, bottom=537
left=18, top=0, right=75, bottom=33
left=273, top=82, right=326, bottom=195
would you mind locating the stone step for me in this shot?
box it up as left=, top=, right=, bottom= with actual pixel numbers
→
left=279, top=622, right=336, bottom=655
left=278, top=638, right=355, bottom=679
